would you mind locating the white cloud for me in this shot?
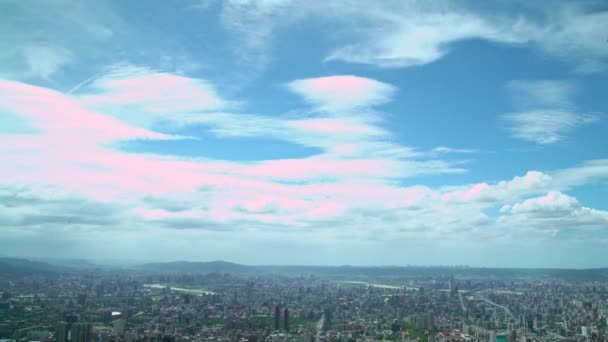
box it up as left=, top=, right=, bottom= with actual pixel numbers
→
left=502, top=109, right=598, bottom=144
left=498, top=191, right=608, bottom=236
left=1, top=74, right=606, bottom=258
left=431, top=146, right=477, bottom=155
left=215, top=0, right=295, bottom=74
left=507, top=80, right=576, bottom=109
left=325, top=10, right=527, bottom=67
left=0, top=1, right=122, bottom=80
left=535, top=6, right=608, bottom=74
left=22, top=44, right=72, bottom=79
left=323, top=2, right=608, bottom=72
left=205, top=1, right=607, bottom=74
left=552, top=159, right=608, bottom=190
left=286, top=75, right=396, bottom=111
left=2, top=1, right=608, bottom=263
left=441, top=170, right=553, bottom=204
left=572, top=59, right=607, bottom=75
left=501, top=191, right=578, bottom=214
left=77, top=65, right=228, bottom=130
left=502, top=78, right=600, bottom=144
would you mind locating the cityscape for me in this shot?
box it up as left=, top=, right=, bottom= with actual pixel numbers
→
left=1, top=259, right=608, bottom=342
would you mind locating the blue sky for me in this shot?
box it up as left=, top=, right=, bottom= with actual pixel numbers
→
left=1, top=0, right=608, bottom=267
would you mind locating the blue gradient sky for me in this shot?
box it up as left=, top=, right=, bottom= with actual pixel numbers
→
left=1, top=0, right=607, bottom=267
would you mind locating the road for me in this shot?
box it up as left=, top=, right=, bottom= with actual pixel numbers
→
left=479, top=297, right=516, bottom=320
left=315, top=314, right=325, bottom=341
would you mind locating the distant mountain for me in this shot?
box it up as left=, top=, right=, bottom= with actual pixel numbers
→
left=134, top=262, right=608, bottom=280
left=137, top=260, right=255, bottom=274
left=0, top=257, right=61, bottom=279
left=2, top=257, right=607, bottom=281
left=30, top=257, right=98, bottom=269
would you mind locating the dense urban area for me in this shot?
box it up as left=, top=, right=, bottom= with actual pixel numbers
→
left=1, top=259, right=607, bottom=342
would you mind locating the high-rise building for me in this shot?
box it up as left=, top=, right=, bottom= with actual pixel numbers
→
left=56, top=322, right=68, bottom=342
left=113, top=318, right=126, bottom=336
left=274, top=305, right=280, bottom=330
left=488, top=330, right=496, bottom=342
left=72, top=323, right=92, bottom=342
left=77, top=293, right=87, bottom=306
left=426, top=310, right=434, bottom=332
left=284, top=308, right=289, bottom=331
left=518, top=315, right=526, bottom=329
left=449, top=277, right=457, bottom=299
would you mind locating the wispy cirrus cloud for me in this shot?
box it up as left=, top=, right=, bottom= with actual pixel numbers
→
left=0, top=0, right=117, bottom=80
left=325, top=2, right=608, bottom=73
left=502, top=79, right=600, bottom=144
left=102, top=71, right=463, bottom=178
left=325, top=9, right=527, bottom=68
left=507, top=80, right=576, bottom=109
left=502, top=110, right=598, bottom=144
left=22, top=44, right=72, bottom=80
left=203, top=1, right=608, bottom=74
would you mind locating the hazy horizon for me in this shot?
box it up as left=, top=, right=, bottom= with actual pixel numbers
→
left=3, top=254, right=608, bottom=270
left=1, top=1, right=607, bottom=268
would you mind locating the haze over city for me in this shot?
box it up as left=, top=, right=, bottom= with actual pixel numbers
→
left=1, top=0, right=608, bottom=268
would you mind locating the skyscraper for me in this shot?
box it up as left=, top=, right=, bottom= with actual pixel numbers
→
left=284, top=308, right=289, bottom=332
left=77, top=293, right=87, bottom=306
left=449, top=277, right=456, bottom=299
left=113, top=318, right=126, bottom=336
left=56, top=322, right=68, bottom=342
left=72, top=323, right=92, bottom=342
left=274, top=305, right=280, bottom=330
left=488, top=331, right=496, bottom=342
left=426, top=310, right=434, bottom=332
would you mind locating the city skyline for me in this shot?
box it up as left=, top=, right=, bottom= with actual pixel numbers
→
left=1, top=1, right=608, bottom=267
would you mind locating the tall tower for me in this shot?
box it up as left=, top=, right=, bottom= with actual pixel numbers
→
left=426, top=310, right=434, bottom=332
left=449, top=277, right=456, bottom=299
left=284, top=308, right=289, bottom=332
left=56, top=322, right=68, bottom=342
left=72, top=323, right=91, bottom=342
left=274, top=305, right=280, bottom=330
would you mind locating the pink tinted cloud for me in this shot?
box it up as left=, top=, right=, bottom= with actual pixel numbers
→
left=243, top=157, right=401, bottom=180
left=0, top=80, right=218, bottom=200
left=520, top=170, right=549, bottom=187
left=462, top=183, right=490, bottom=200
left=442, top=184, right=484, bottom=203
left=2, top=78, right=551, bottom=236
left=287, top=75, right=396, bottom=111
left=82, top=72, right=225, bottom=113
left=0, top=80, right=172, bottom=142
